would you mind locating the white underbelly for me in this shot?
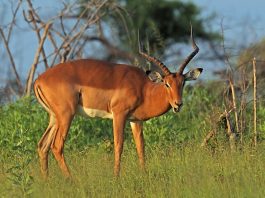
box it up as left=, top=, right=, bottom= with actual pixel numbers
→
left=77, top=106, right=113, bottom=119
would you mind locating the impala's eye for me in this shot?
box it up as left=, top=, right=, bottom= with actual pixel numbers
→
left=165, top=83, right=170, bottom=88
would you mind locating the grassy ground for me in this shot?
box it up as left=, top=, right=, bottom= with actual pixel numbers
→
left=1, top=143, right=265, bottom=197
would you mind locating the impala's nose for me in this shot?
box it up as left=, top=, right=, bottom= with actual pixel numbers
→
left=173, top=102, right=183, bottom=113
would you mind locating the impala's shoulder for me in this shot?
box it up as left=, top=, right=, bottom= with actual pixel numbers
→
left=118, top=63, right=143, bottom=71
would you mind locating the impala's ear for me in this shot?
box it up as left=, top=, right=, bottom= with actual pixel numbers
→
left=146, top=70, right=164, bottom=83
left=184, top=68, right=203, bottom=81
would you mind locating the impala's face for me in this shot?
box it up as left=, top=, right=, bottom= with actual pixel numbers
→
left=162, top=68, right=203, bottom=113
left=163, top=73, right=184, bottom=113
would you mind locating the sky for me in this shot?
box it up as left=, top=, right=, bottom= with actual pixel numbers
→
left=1, top=0, right=265, bottom=83
left=194, top=0, right=265, bottom=43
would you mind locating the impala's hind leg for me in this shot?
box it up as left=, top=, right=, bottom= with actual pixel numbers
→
left=50, top=113, right=74, bottom=178
left=34, top=81, right=79, bottom=178
left=38, top=114, right=56, bottom=178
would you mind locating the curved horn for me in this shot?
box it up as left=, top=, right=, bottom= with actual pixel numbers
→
left=178, top=25, right=199, bottom=74
left=139, top=45, right=171, bottom=76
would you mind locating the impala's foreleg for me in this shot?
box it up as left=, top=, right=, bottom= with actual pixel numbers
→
left=130, top=121, right=145, bottom=170
left=112, top=113, right=127, bottom=177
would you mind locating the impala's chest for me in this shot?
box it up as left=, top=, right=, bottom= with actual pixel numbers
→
left=77, top=105, right=113, bottom=119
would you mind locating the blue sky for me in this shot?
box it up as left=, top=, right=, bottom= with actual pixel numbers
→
left=194, top=0, right=265, bottom=43
left=1, top=0, right=265, bottom=82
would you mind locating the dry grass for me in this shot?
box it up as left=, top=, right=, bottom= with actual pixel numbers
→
left=1, top=143, right=265, bottom=197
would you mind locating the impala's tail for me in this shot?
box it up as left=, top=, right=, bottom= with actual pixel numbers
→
left=33, top=80, right=51, bottom=113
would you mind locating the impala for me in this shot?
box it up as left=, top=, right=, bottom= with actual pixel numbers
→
left=34, top=29, right=202, bottom=178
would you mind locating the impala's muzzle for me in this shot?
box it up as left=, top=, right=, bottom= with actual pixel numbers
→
left=172, top=102, right=183, bottom=113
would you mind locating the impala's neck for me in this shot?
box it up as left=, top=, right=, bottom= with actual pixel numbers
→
left=141, top=81, right=171, bottom=119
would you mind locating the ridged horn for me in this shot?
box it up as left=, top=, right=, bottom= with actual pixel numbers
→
left=178, top=25, right=199, bottom=74
left=139, top=45, right=171, bottom=76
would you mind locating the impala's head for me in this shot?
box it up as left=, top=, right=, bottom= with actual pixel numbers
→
left=160, top=68, right=202, bottom=113
left=140, top=26, right=202, bottom=113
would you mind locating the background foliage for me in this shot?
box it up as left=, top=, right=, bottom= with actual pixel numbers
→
left=87, top=0, right=219, bottom=52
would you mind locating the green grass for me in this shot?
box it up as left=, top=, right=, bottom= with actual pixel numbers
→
left=1, top=144, right=265, bottom=197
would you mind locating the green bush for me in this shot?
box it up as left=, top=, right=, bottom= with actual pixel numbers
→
left=1, top=84, right=264, bottom=152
